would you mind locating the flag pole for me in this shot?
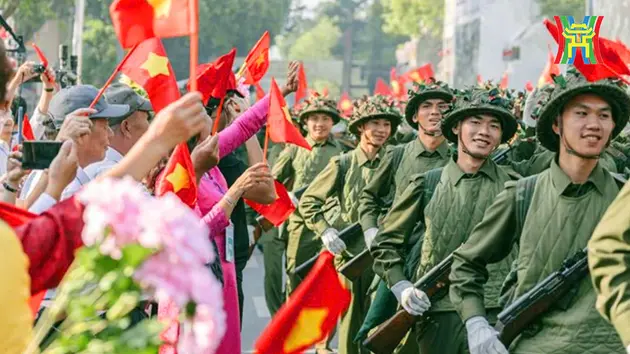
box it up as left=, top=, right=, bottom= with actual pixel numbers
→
left=189, top=0, right=199, bottom=92
left=89, top=43, right=139, bottom=109
left=211, top=97, right=225, bottom=135
left=262, top=124, right=269, bottom=164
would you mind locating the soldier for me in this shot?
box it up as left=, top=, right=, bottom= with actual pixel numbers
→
left=300, top=95, right=402, bottom=354
left=370, top=86, right=519, bottom=353
left=272, top=93, right=344, bottom=297
left=259, top=105, right=304, bottom=316
left=449, top=68, right=629, bottom=354
left=357, top=81, right=453, bottom=353
left=589, top=178, right=630, bottom=354
left=360, top=80, right=454, bottom=250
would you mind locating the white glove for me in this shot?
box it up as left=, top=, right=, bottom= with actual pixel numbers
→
left=626, top=344, right=630, bottom=354
left=465, top=316, right=509, bottom=354
left=321, top=228, right=346, bottom=255
left=247, top=225, right=256, bottom=247
left=390, top=280, right=431, bottom=316
left=364, top=227, right=379, bottom=250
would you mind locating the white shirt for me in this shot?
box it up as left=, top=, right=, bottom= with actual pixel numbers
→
left=19, top=170, right=45, bottom=200
left=83, top=147, right=123, bottom=180
left=60, top=166, right=91, bottom=200
left=0, top=140, right=10, bottom=178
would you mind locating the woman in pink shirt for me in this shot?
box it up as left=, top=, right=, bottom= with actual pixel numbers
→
left=161, top=63, right=300, bottom=353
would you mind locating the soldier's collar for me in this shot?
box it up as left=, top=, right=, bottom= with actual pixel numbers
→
left=413, top=137, right=450, bottom=158
left=355, top=144, right=385, bottom=166
left=446, top=156, right=498, bottom=185
left=549, top=157, right=607, bottom=196
left=306, top=134, right=336, bottom=147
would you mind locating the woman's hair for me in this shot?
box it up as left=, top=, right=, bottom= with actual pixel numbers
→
left=0, top=41, right=14, bottom=105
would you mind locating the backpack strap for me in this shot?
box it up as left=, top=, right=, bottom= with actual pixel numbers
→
left=610, top=172, right=628, bottom=189
left=515, top=175, right=539, bottom=237
left=423, top=168, right=444, bottom=206
left=391, top=145, right=405, bottom=172
left=335, top=153, right=352, bottom=193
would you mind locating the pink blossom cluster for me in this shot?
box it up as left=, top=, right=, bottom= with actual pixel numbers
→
left=78, top=178, right=226, bottom=354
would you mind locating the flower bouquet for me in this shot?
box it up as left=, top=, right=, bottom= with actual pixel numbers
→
left=27, top=177, right=226, bottom=354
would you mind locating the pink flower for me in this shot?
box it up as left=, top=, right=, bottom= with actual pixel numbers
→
left=178, top=304, right=226, bottom=354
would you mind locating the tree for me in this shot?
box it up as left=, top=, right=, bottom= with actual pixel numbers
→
left=0, top=0, right=74, bottom=41
left=536, top=0, right=585, bottom=19
left=81, top=18, right=117, bottom=86
left=380, top=0, right=444, bottom=38
left=288, top=16, right=341, bottom=60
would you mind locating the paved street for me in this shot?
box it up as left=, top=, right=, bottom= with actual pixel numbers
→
left=241, top=248, right=338, bottom=353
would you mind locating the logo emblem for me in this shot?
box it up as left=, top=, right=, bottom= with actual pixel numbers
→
left=554, top=16, right=603, bottom=65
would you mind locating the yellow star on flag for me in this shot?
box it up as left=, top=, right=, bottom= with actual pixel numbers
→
left=165, top=163, right=190, bottom=193
left=410, top=72, right=421, bottom=82
left=283, top=307, right=329, bottom=353
left=148, top=0, right=172, bottom=19
left=340, top=100, right=352, bottom=111
left=255, top=52, right=266, bottom=68
left=391, top=80, right=400, bottom=94
left=141, top=52, right=171, bottom=78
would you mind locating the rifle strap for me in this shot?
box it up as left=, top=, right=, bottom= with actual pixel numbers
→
left=515, top=175, right=539, bottom=237
left=391, top=145, right=405, bottom=173
left=335, top=152, right=352, bottom=195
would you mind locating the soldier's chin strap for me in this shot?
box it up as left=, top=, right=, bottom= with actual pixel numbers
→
left=458, top=134, right=496, bottom=161
left=417, top=121, right=442, bottom=137
left=557, top=120, right=603, bottom=160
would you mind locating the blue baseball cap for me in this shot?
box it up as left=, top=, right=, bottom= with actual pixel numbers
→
left=49, top=85, right=130, bottom=128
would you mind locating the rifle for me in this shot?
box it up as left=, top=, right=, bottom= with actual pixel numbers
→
left=362, top=254, right=454, bottom=354
left=255, top=185, right=308, bottom=232
left=338, top=248, right=374, bottom=280
left=292, top=222, right=363, bottom=279
left=495, top=248, right=589, bottom=347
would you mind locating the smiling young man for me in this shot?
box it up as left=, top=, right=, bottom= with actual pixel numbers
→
left=272, top=93, right=344, bottom=298
left=370, top=86, right=519, bottom=353
left=449, top=69, right=630, bottom=354
left=300, top=95, right=401, bottom=354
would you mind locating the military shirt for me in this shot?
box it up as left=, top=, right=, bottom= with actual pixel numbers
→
left=372, top=158, right=517, bottom=311
left=300, top=146, right=385, bottom=254
left=589, top=179, right=630, bottom=347
left=450, top=160, right=624, bottom=353
left=511, top=147, right=618, bottom=177
left=359, top=138, right=451, bottom=231
left=272, top=135, right=344, bottom=227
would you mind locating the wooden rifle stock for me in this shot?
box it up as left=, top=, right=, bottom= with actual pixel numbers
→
left=292, top=222, right=363, bottom=279
left=362, top=254, right=454, bottom=354
left=495, top=248, right=588, bottom=347
left=255, top=186, right=308, bottom=232
left=339, top=249, right=374, bottom=280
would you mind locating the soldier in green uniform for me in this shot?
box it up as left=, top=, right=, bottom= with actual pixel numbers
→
left=272, top=93, right=344, bottom=297
left=449, top=68, right=629, bottom=354
left=300, top=95, right=402, bottom=354
left=259, top=106, right=304, bottom=316
left=357, top=81, right=453, bottom=353
left=370, top=86, right=519, bottom=353
left=589, top=178, right=630, bottom=354
left=360, top=80, right=454, bottom=249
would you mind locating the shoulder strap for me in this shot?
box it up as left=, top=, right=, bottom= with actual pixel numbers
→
left=515, top=175, right=539, bottom=237
left=391, top=145, right=405, bottom=172
left=610, top=172, right=628, bottom=189
left=335, top=153, right=352, bottom=192
left=423, top=168, right=444, bottom=206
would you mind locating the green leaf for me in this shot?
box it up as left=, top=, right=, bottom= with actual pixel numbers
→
left=106, top=292, right=140, bottom=321
left=121, top=244, right=156, bottom=269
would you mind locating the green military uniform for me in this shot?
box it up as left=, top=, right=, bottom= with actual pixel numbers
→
left=300, top=95, right=402, bottom=354
left=357, top=81, right=454, bottom=354
left=449, top=69, right=630, bottom=354
left=272, top=96, right=344, bottom=297
left=589, top=179, right=630, bottom=350
left=260, top=140, right=288, bottom=315
left=372, top=86, right=520, bottom=353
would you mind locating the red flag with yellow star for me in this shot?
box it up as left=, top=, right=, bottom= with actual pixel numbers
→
left=243, top=31, right=270, bottom=85
left=338, top=92, right=353, bottom=117
left=245, top=180, right=295, bottom=227
left=390, top=67, right=406, bottom=100
left=268, top=78, right=311, bottom=150
left=119, top=37, right=180, bottom=113
left=405, top=63, right=434, bottom=83
left=294, top=63, right=308, bottom=104
left=254, top=252, right=351, bottom=354
left=110, top=0, right=192, bottom=49
left=188, top=48, right=237, bottom=105
left=155, top=143, right=197, bottom=207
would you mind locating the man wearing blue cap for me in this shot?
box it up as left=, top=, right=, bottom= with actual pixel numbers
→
left=84, top=83, right=152, bottom=179
left=29, top=84, right=130, bottom=213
